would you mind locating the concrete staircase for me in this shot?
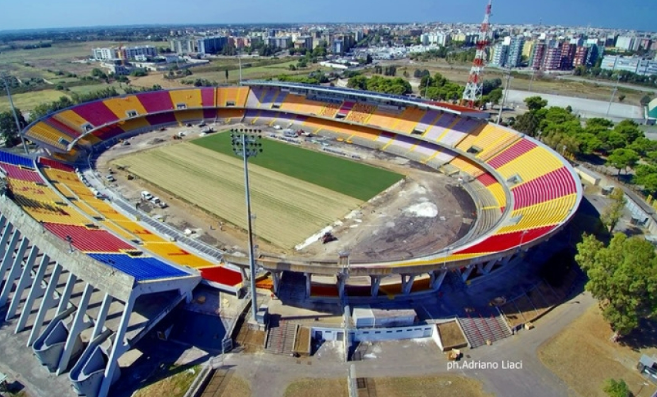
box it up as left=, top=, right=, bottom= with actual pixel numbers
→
left=457, top=314, right=511, bottom=348
left=265, top=320, right=297, bottom=355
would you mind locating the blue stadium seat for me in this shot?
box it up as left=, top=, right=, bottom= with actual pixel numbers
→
left=88, top=253, right=190, bottom=281
left=0, top=151, right=34, bottom=168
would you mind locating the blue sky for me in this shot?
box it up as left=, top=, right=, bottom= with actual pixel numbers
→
left=1, top=0, right=655, bottom=31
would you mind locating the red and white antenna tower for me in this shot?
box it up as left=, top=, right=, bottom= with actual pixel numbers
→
left=462, top=0, right=493, bottom=108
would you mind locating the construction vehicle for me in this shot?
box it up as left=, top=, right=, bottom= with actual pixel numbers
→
left=447, top=349, right=462, bottom=361
left=321, top=232, right=337, bottom=244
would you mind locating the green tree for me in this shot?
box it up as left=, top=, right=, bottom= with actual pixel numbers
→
left=606, top=148, right=639, bottom=175
left=618, top=94, right=626, bottom=102
left=347, top=75, right=368, bottom=90
left=513, top=112, right=541, bottom=137
left=0, top=109, right=28, bottom=146
left=628, top=137, right=657, bottom=157
left=90, top=68, right=107, bottom=79
left=488, top=88, right=503, bottom=105
left=130, top=68, right=148, bottom=77
left=613, top=119, right=643, bottom=144
left=640, top=95, right=652, bottom=106
left=633, top=164, right=657, bottom=194
left=602, top=378, right=630, bottom=397
left=576, top=233, right=657, bottom=338
left=601, top=188, right=626, bottom=232
left=524, top=96, right=548, bottom=111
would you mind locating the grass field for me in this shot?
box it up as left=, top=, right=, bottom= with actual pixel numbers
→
left=130, top=61, right=328, bottom=89
left=284, top=378, right=348, bottom=397
left=282, top=375, right=491, bottom=397
left=0, top=89, right=70, bottom=112
left=538, top=305, right=657, bottom=397
left=192, top=133, right=403, bottom=201
left=133, top=364, right=200, bottom=397
left=112, top=140, right=367, bottom=248
left=372, top=375, right=493, bottom=397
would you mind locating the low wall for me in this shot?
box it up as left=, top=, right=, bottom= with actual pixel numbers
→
left=311, top=324, right=434, bottom=343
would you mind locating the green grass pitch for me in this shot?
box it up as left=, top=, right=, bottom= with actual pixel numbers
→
left=192, top=132, right=404, bottom=201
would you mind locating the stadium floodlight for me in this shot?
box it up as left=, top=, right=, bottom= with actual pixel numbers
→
left=231, top=129, right=263, bottom=323
left=1, top=73, right=29, bottom=155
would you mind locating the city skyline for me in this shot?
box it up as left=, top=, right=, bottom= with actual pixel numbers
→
left=0, top=0, right=655, bottom=32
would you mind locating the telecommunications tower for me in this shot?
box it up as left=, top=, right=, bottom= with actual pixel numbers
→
left=461, top=0, right=493, bottom=108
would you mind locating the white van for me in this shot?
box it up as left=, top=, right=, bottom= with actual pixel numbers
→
left=141, top=191, right=153, bottom=201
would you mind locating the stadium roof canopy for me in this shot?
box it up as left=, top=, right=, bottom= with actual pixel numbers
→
left=244, top=80, right=489, bottom=119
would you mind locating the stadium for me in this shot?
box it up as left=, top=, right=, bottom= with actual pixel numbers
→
left=0, top=82, right=581, bottom=397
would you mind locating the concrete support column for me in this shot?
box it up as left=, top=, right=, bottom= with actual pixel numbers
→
left=337, top=274, right=347, bottom=299
left=0, top=231, right=21, bottom=284
left=6, top=245, right=39, bottom=319
left=483, top=259, right=496, bottom=274
left=0, top=222, right=14, bottom=260
left=239, top=267, right=249, bottom=282
left=57, top=273, right=77, bottom=315
left=305, top=273, right=312, bottom=298
left=430, top=270, right=448, bottom=291
left=98, top=295, right=136, bottom=397
left=57, top=283, right=94, bottom=375
left=0, top=215, right=7, bottom=234
left=370, top=275, right=382, bottom=297
left=28, top=263, right=61, bottom=347
left=91, top=293, right=113, bottom=340
left=16, top=254, right=50, bottom=333
left=0, top=237, right=30, bottom=307
left=271, top=271, right=282, bottom=294
left=461, top=265, right=475, bottom=282
left=401, top=274, right=416, bottom=295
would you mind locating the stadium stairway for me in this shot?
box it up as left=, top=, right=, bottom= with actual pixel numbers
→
left=265, top=319, right=297, bottom=355
left=457, top=313, right=511, bottom=348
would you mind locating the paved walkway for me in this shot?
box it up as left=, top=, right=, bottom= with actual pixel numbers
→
left=221, top=290, right=595, bottom=397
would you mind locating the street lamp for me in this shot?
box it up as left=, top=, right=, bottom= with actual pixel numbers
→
left=231, top=129, right=263, bottom=323
left=238, top=50, right=243, bottom=85
left=606, top=73, right=621, bottom=116
left=496, top=70, right=513, bottom=124
left=1, top=73, right=29, bottom=155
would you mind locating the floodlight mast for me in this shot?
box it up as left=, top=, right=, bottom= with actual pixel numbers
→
left=1, top=73, right=29, bottom=155
left=231, top=130, right=263, bottom=323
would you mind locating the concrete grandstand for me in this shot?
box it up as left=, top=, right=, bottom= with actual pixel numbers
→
left=0, top=82, right=581, bottom=397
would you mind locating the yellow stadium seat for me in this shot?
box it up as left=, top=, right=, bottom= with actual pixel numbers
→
left=104, top=96, right=147, bottom=119
left=345, top=103, right=377, bottom=124
left=54, top=110, right=91, bottom=133
left=393, top=107, right=425, bottom=133
left=497, top=147, right=564, bottom=184
left=169, top=89, right=203, bottom=108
